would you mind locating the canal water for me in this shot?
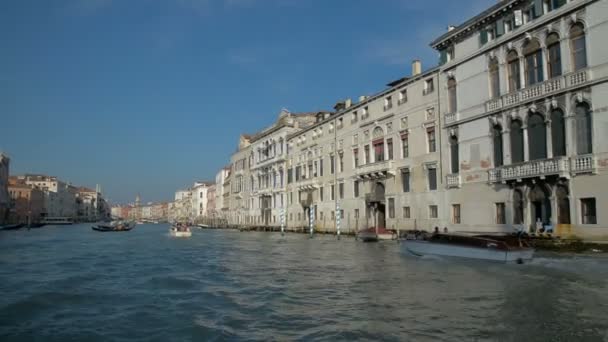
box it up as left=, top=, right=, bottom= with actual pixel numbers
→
left=1, top=224, right=607, bottom=341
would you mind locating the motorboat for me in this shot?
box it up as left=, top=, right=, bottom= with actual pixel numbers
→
left=1, top=223, right=25, bottom=230
left=402, top=232, right=535, bottom=263
left=357, top=227, right=397, bottom=242
left=170, top=225, right=192, bottom=237
left=41, top=217, right=73, bottom=225
left=92, top=221, right=135, bottom=232
left=196, top=224, right=210, bottom=229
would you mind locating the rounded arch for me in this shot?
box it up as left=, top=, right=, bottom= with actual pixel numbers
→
left=556, top=183, right=571, bottom=224
left=570, top=22, right=588, bottom=71
left=528, top=111, right=547, bottom=160
left=546, top=32, right=562, bottom=78
left=447, top=77, right=458, bottom=113
left=492, top=123, right=504, bottom=167
left=372, top=126, right=384, bottom=139
left=506, top=50, right=520, bottom=92
left=512, top=188, right=524, bottom=225
left=510, top=118, right=524, bottom=163
left=551, top=107, right=566, bottom=156
left=575, top=101, right=593, bottom=155
left=523, top=38, right=543, bottom=85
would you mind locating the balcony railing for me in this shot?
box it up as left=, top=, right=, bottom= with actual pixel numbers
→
left=297, top=178, right=319, bottom=190
left=355, top=160, right=394, bottom=179
left=488, top=157, right=570, bottom=183
left=484, top=68, right=590, bottom=113
left=446, top=174, right=461, bottom=188
left=572, top=154, right=596, bottom=174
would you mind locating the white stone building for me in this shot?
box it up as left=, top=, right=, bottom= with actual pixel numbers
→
left=192, top=181, right=213, bottom=218
left=23, top=175, right=77, bottom=219
left=432, top=0, right=608, bottom=239
left=215, top=167, right=231, bottom=219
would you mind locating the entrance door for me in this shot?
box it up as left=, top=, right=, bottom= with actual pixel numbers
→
left=377, top=203, right=386, bottom=229
left=529, top=184, right=552, bottom=231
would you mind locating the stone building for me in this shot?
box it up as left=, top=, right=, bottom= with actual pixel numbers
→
left=432, top=0, right=608, bottom=239
left=7, top=179, right=44, bottom=225
left=284, top=62, right=443, bottom=233
left=0, top=153, right=9, bottom=225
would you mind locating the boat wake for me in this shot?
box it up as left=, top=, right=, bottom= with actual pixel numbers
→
left=527, top=255, right=608, bottom=276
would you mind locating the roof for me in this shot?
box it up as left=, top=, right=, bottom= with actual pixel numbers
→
left=77, top=187, right=96, bottom=193
left=430, top=0, right=522, bottom=49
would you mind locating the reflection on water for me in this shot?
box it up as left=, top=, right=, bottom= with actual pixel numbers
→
left=1, top=224, right=607, bottom=341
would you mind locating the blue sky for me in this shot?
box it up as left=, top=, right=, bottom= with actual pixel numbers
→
left=1, top=0, right=495, bottom=204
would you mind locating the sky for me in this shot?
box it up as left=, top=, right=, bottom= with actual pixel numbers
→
left=1, top=0, right=495, bottom=204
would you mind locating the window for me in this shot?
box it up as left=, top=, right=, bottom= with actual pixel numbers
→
left=403, top=206, right=410, bottom=219
left=354, top=209, right=359, bottom=219
left=362, top=106, right=369, bottom=119
left=507, top=50, right=521, bottom=91
left=339, top=183, right=344, bottom=199
left=313, top=161, right=318, bottom=177
left=546, top=33, right=562, bottom=78
left=298, top=213, right=301, bottom=221
left=320, top=186, right=324, bottom=201
left=337, top=117, right=343, bottom=129
left=575, top=102, right=593, bottom=155
left=352, top=111, right=358, bottom=123
left=429, top=205, right=438, bottom=219
left=319, top=158, right=324, bottom=176
left=373, top=139, right=384, bottom=162
left=401, top=133, right=409, bottom=158
left=428, top=167, right=437, bottom=191
left=387, top=138, right=394, bottom=160
left=551, top=109, right=566, bottom=157
left=424, top=79, right=434, bottom=95
left=338, top=152, right=344, bottom=173
left=528, top=113, right=547, bottom=160
left=331, top=211, right=334, bottom=221
left=570, top=23, right=587, bottom=71
left=354, top=181, right=359, bottom=198
left=398, top=89, right=407, bottom=105
left=364, top=145, right=370, bottom=164
left=489, top=58, right=500, bottom=99
left=493, top=125, right=504, bottom=167
left=447, top=78, right=457, bottom=113
left=524, top=39, right=543, bottom=86
left=330, top=185, right=335, bottom=201
left=340, top=209, right=344, bottom=219
left=513, top=189, right=524, bottom=224
left=384, top=96, right=393, bottom=111
left=452, top=204, right=461, bottom=224
left=427, top=127, right=436, bottom=153
left=353, top=148, right=359, bottom=168
left=510, top=120, right=524, bottom=163
left=330, top=155, right=335, bottom=174
left=388, top=198, right=395, bottom=219
left=450, top=135, right=459, bottom=173
left=319, top=211, right=324, bottom=220
left=401, top=169, right=410, bottom=192
left=496, top=203, right=506, bottom=224
left=581, top=198, right=597, bottom=224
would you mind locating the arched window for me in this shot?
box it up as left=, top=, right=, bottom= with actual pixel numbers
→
left=507, top=50, right=520, bottom=92
left=523, top=39, right=543, bottom=85
left=493, top=124, right=504, bottom=167
left=372, top=127, right=385, bottom=162
left=556, top=184, right=571, bottom=224
left=551, top=109, right=566, bottom=156
left=546, top=33, right=562, bottom=78
left=513, top=189, right=524, bottom=225
left=447, top=78, right=457, bottom=113
left=528, top=112, right=547, bottom=160
left=450, top=135, right=459, bottom=173
left=510, top=119, right=524, bottom=163
left=570, top=23, right=587, bottom=71
left=575, top=102, right=593, bottom=155
left=489, top=58, right=500, bottom=98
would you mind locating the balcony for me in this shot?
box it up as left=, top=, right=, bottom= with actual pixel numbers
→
left=444, top=112, right=458, bottom=125
left=252, top=154, right=286, bottom=170
left=297, top=178, right=319, bottom=191
left=484, top=69, right=590, bottom=113
left=446, top=174, right=461, bottom=188
left=488, top=157, right=570, bottom=183
left=571, top=154, right=596, bottom=175
left=355, top=160, right=394, bottom=180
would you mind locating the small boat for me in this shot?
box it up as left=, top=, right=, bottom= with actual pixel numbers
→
left=402, top=233, right=534, bottom=263
left=41, top=217, right=73, bottom=225
left=92, top=221, right=135, bottom=232
left=170, top=225, right=192, bottom=237
left=196, top=224, right=210, bottom=229
left=357, top=227, right=397, bottom=242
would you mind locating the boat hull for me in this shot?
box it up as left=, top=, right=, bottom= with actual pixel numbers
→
left=402, top=240, right=534, bottom=263
left=357, top=228, right=397, bottom=242
left=170, top=227, right=192, bottom=237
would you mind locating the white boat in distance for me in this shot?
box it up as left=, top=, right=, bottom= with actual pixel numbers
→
left=170, top=225, right=192, bottom=237
left=402, top=233, right=534, bottom=263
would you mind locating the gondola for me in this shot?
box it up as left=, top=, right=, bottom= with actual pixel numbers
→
left=92, top=221, right=135, bottom=232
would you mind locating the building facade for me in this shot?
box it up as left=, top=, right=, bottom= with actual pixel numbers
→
left=7, top=179, right=44, bottom=225
left=0, top=153, right=9, bottom=225
left=22, top=175, right=77, bottom=219
left=432, top=0, right=608, bottom=239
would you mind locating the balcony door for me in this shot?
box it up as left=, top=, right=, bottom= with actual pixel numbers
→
left=529, top=184, right=552, bottom=230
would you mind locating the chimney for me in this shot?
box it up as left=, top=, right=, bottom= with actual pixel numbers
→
left=412, top=59, right=422, bottom=76
left=345, top=98, right=352, bottom=108
left=448, top=25, right=456, bottom=32
left=358, top=95, right=367, bottom=103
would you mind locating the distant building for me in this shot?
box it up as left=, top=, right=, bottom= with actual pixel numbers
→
left=0, top=153, right=9, bottom=225
left=215, top=167, right=231, bottom=219
left=207, top=185, right=216, bottom=217
left=192, top=181, right=213, bottom=218
left=20, top=174, right=77, bottom=219
left=7, top=179, right=44, bottom=225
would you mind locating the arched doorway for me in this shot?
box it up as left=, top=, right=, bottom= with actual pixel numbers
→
left=529, top=184, right=552, bottom=232
left=366, top=182, right=386, bottom=229
left=555, top=183, right=572, bottom=236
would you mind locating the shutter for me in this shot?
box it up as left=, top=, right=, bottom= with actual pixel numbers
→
left=534, top=0, right=543, bottom=18
left=440, top=49, right=448, bottom=65
left=514, top=10, right=523, bottom=26
left=479, top=29, right=488, bottom=46
left=496, top=19, right=505, bottom=37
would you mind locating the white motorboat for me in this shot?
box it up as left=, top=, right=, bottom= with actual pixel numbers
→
left=170, top=226, right=192, bottom=237
left=196, top=224, right=210, bottom=229
left=357, top=227, right=397, bottom=242
left=402, top=233, right=534, bottom=263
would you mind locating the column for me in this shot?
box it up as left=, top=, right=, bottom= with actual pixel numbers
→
left=546, top=119, right=553, bottom=159
left=519, top=56, right=526, bottom=89
left=523, top=125, right=529, bottom=162
left=502, top=128, right=512, bottom=165
left=541, top=46, right=549, bottom=82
